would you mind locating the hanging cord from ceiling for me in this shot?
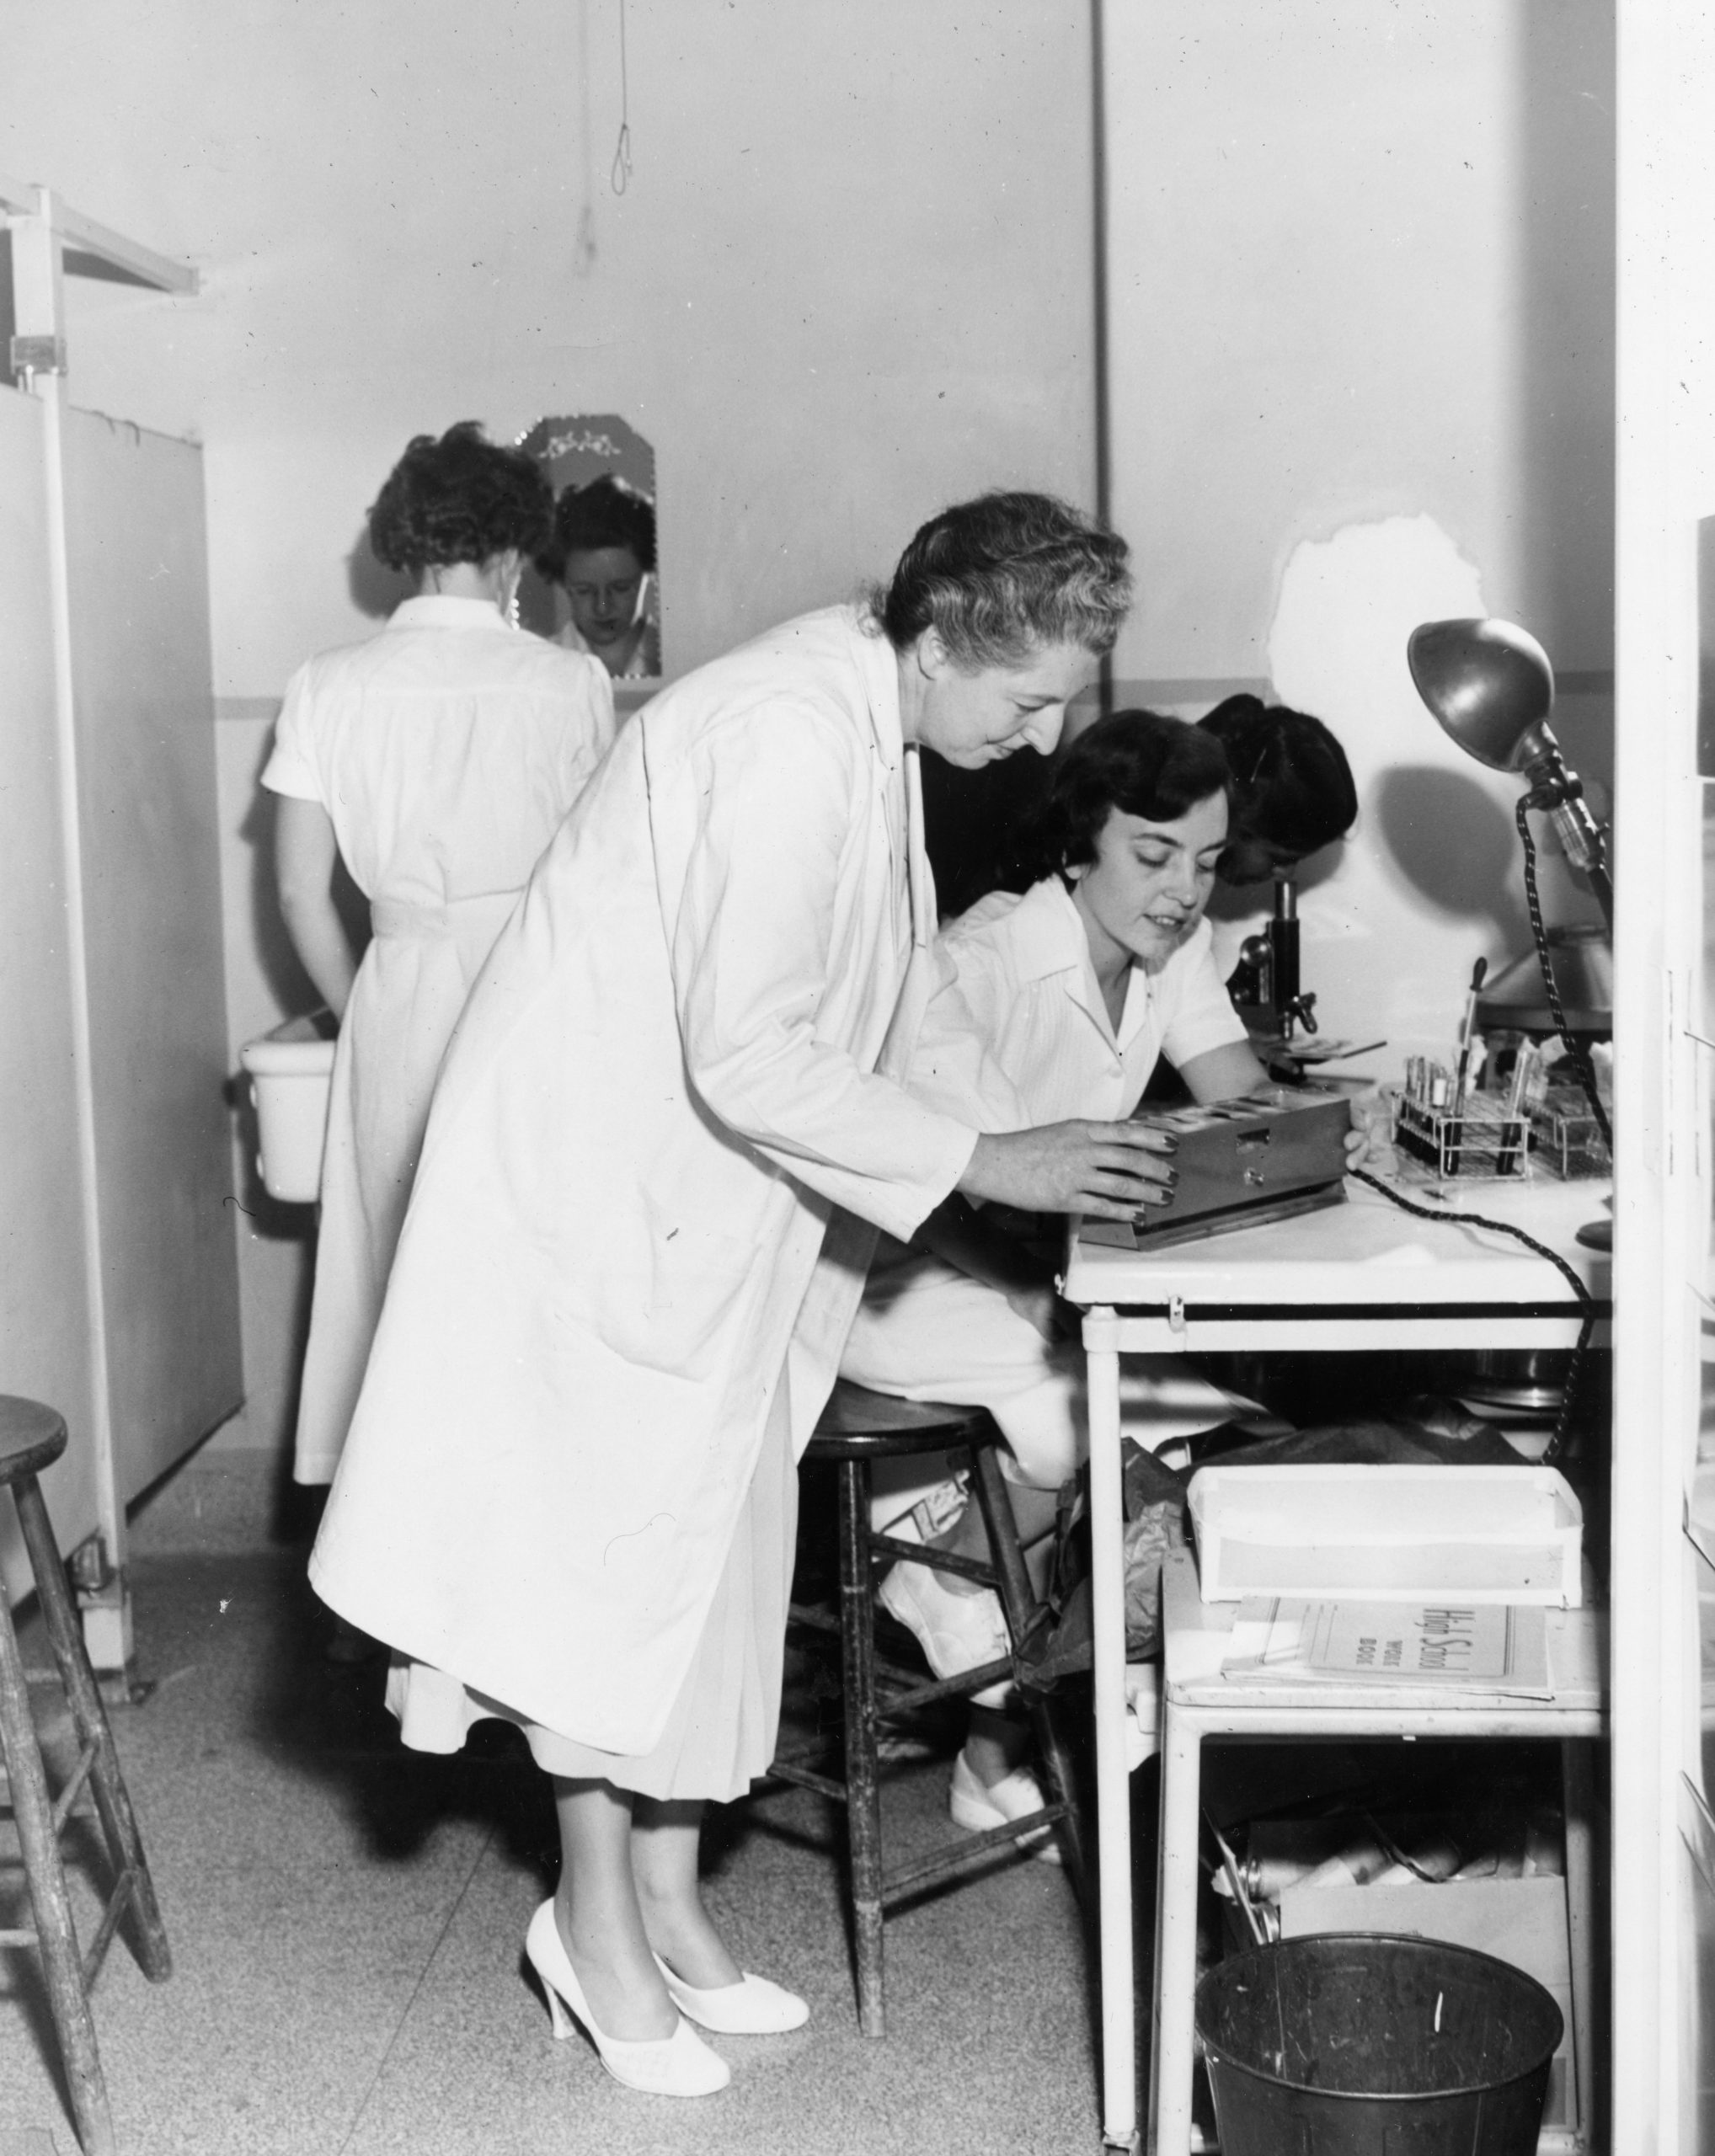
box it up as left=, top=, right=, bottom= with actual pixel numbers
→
left=611, top=0, right=633, bottom=194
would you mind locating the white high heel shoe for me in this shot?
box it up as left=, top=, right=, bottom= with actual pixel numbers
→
left=523, top=1901, right=730, bottom=2097
left=652, top=1951, right=810, bottom=2033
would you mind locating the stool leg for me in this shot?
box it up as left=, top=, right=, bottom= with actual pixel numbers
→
left=836, top=1457, right=886, bottom=2037
left=967, top=1447, right=1089, bottom=1892
left=0, top=1562, right=116, bottom=2156
left=13, top=1474, right=171, bottom=1983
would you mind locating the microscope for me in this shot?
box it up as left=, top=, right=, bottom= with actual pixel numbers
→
left=1226, top=871, right=1320, bottom=1058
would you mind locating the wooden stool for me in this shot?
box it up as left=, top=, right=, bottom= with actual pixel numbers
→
left=769, top=1380, right=1087, bottom=2036
left=0, top=1397, right=171, bottom=2156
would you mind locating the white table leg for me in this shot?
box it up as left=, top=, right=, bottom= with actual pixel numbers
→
left=1151, top=1703, right=1203, bottom=2156
left=1561, top=1737, right=1598, bottom=2146
left=1087, top=1313, right=1138, bottom=2151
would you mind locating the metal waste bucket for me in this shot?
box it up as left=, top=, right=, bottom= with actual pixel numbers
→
left=1195, top=1933, right=1563, bottom=2155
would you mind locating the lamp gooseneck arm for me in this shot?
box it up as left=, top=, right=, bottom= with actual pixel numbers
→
left=1518, top=735, right=1615, bottom=929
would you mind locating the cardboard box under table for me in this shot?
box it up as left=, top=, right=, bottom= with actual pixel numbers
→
left=1273, top=1874, right=1579, bottom=2132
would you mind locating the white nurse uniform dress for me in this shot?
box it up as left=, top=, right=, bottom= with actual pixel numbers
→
left=841, top=874, right=1256, bottom=1494
left=310, top=606, right=996, bottom=1800
left=261, top=595, right=615, bottom=1486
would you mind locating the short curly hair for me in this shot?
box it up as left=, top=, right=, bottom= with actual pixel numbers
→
left=874, top=491, right=1132, bottom=667
left=537, top=475, right=657, bottom=582
left=1004, top=709, right=1231, bottom=889
left=367, top=422, right=554, bottom=574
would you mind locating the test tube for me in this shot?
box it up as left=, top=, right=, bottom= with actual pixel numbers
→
left=1497, top=1043, right=1537, bottom=1175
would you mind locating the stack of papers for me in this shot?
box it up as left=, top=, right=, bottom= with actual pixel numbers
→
left=1221, top=1598, right=1552, bottom=1699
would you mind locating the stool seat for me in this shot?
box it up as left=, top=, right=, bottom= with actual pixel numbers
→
left=768, top=1378, right=1086, bottom=2036
left=0, top=1395, right=169, bottom=2154
left=805, top=1383, right=990, bottom=1458
left=0, top=1397, right=70, bottom=1483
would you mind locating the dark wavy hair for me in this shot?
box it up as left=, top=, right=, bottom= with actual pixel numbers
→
left=367, top=422, right=553, bottom=574
left=1199, top=693, right=1357, bottom=859
left=1002, top=709, right=1231, bottom=889
left=873, top=491, right=1131, bottom=666
left=537, top=474, right=658, bottom=582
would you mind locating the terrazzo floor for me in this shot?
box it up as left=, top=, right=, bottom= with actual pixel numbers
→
left=0, top=1475, right=1151, bottom=2156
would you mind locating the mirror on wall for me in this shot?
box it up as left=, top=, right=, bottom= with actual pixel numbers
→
left=514, top=414, right=660, bottom=680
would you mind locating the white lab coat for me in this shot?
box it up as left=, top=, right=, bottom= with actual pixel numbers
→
left=310, top=606, right=984, bottom=1753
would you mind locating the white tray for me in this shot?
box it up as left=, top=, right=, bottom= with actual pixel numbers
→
left=1187, top=1464, right=1583, bottom=1607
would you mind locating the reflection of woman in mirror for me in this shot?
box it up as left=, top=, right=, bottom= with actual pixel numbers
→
left=539, top=475, right=660, bottom=679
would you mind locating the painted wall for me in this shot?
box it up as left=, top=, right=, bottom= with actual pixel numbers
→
left=5, top=0, right=1098, bottom=692
left=1103, top=1, right=1615, bottom=1074
left=5, top=1, right=1100, bottom=1462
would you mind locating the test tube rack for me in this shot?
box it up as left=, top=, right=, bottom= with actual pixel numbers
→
left=1528, top=1088, right=1611, bottom=1180
left=1396, top=1091, right=1531, bottom=1180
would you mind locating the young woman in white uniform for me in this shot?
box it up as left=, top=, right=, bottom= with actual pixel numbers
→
left=265, top=424, right=615, bottom=1494
left=309, top=494, right=1178, bottom=2098
left=841, top=712, right=1383, bottom=1822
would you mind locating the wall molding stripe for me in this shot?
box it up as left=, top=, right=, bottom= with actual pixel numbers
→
left=1109, top=670, right=1614, bottom=703
left=218, top=675, right=1612, bottom=725
left=1108, top=677, right=1272, bottom=702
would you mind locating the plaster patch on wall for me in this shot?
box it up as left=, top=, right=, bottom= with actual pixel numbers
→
left=1269, top=513, right=1486, bottom=755
left=1228, top=515, right=1546, bottom=1073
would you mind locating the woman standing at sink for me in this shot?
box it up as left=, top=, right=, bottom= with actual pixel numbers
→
left=265, top=422, right=616, bottom=1526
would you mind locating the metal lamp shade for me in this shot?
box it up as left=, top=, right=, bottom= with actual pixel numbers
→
left=1407, top=618, right=1557, bottom=774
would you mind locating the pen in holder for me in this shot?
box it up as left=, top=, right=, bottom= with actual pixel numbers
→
left=1446, top=957, right=1486, bottom=1174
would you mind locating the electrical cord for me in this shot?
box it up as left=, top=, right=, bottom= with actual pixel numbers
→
left=1349, top=1166, right=1599, bottom=1462
left=1515, top=797, right=1613, bottom=1152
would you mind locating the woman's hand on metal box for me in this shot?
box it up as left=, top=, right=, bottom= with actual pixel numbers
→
left=962, top=1119, right=1178, bottom=1220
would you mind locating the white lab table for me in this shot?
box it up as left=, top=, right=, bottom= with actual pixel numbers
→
left=1060, top=1173, right=1611, bottom=2153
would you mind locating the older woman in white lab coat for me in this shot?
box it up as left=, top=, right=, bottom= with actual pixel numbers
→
left=312, top=494, right=1171, bottom=2099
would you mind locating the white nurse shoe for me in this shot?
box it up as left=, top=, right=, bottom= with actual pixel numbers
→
left=948, top=1750, right=1061, bottom=1865
left=653, top=1954, right=810, bottom=2033
left=524, top=1901, right=730, bottom=2096
left=877, top=1556, right=1013, bottom=1707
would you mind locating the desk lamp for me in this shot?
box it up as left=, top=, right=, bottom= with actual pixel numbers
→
left=1406, top=618, right=1612, bottom=926
left=1406, top=616, right=1613, bottom=1248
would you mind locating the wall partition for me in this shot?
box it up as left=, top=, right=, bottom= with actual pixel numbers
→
left=0, top=182, right=240, bottom=1676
